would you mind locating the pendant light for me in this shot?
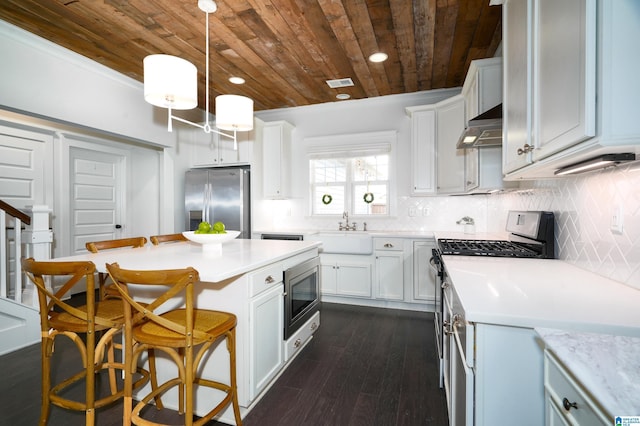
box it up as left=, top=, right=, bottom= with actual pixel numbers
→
left=143, top=0, right=253, bottom=149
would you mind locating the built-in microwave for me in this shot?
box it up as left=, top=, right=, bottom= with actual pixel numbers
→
left=283, top=256, right=320, bottom=340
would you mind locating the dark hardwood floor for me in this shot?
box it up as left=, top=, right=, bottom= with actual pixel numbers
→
left=0, top=302, right=447, bottom=426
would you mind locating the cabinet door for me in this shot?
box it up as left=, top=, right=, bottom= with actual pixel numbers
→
left=412, top=241, right=436, bottom=301
left=320, top=263, right=337, bottom=294
left=262, top=122, right=292, bottom=199
left=249, top=283, right=284, bottom=401
left=336, top=262, right=371, bottom=297
left=503, top=0, right=534, bottom=174
left=532, top=0, right=596, bottom=160
left=436, top=96, right=465, bottom=194
left=217, top=133, right=239, bottom=165
left=375, top=251, right=404, bottom=300
left=408, top=108, right=436, bottom=195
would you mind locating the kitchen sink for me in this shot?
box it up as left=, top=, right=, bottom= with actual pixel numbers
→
left=306, top=231, right=373, bottom=254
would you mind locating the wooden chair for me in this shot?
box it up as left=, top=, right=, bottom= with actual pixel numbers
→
left=150, top=233, right=188, bottom=245
left=85, top=237, right=148, bottom=300
left=106, top=263, right=242, bottom=426
left=21, top=258, right=149, bottom=425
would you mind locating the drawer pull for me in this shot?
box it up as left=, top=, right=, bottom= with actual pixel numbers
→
left=265, top=275, right=275, bottom=284
left=294, top=338, right=302, bottom=348
left=384, top=243, right=394, bottom=248
left=311, top=322, right=318, bottom=330
left=562, top=398, right=578, bottom=411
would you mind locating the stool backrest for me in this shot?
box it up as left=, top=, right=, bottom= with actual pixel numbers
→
left=150, top=233, right=188, bottom=245
left=105, top=263, right=210, bottom=345
left=86, top=237, right=147, bottom=253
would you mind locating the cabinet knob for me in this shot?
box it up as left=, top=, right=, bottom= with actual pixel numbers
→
left=517, top=144, right=533, bottom=155
left=265, top=275, right=275, bottom=284
left=294, top=338, right=302, bottom=348
left=311, top=322, right=318, bottom=330
left=562, top=398, right=578, bottom=411
left=384, top=243, right=394, bottom=248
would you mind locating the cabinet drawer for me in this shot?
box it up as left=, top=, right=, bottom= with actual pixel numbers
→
left=544, top=351, right=608, bottom=425
left=248, top=263, right=283, bottom=297
left=374, top=238, right=404, bottom=251
left=284, top=311, right=320, bottom=362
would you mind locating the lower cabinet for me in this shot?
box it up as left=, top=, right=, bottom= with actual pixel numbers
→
left=319, top=238, right=436, bottom=308
left=320, top=254, right=372, bottom=297
left=248, top=281, right=284, bottom=401
left=374, top=238, right=405, bottom=301
left=544, top=350, right=608, bottom=426
left=412, top=240, right=436, bottom=302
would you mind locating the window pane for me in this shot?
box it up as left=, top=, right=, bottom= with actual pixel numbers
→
left=313, top=185, right=344, bottom=215
left=312, top=159, right=347, bottom=184
left=354, top=183, right=387, bottom=215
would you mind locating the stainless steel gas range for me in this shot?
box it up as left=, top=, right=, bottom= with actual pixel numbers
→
left=430, top=211, right=555, bottom=394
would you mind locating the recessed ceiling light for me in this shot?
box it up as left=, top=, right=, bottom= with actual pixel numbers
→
left=336, top=94, right=350, bottom=100
left=369, top=52, right=388, bottom=63
left=229, top=76, right=245, bottom=85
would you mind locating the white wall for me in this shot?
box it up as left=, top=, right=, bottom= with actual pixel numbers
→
left=251, top=89, right=469, bottom=232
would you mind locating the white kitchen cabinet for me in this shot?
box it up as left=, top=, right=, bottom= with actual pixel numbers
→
left=412, top=240, right=436, bottom=302
left=503, top=0, right=534, bottom=174
left=374, top=238, right=404, bottom=301
left=262, top=120, right=293, bottom=199
left=319, top=254, right=372, bottom=298
left=460, top=57, right=511, bottom=193
left=249, top=282, right=284, bottom=401
left=406, top=106, right=436, bottom=195
left=189, top=126, right=252, bottom=167
left=504, top=0, right=640, bottom=179
left=544, top=350, right=608, bottom=426
left=435, top=95, right=466, bottom=194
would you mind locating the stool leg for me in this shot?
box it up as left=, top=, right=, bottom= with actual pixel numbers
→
left=227, top=329, right=242, bottom=426
left=40, top=337, right=52, bottom=426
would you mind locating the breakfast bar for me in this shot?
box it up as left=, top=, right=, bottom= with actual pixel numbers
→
left=54, top=238, right=321, bottom=422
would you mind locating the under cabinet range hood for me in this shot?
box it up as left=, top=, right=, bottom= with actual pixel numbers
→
left=456, top=104, right=503, bottom=149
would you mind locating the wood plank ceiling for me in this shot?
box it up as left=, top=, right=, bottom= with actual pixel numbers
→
left=0, top=0, right=501, bottom=112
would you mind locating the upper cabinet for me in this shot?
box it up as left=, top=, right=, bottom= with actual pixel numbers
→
left=503, top=0, right=640, bottom=178
left=188, top=125, right=253, bottom=168
left=406, top=106, right=437, bottom=195
left=434, top=96, right=466, bottom=194
left=262, top=120, right=294, bottom=199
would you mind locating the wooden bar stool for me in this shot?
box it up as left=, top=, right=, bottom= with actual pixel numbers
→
left=106, top=263, right=242, bottom=426
left=21, top=258, right=150, bottom=425
left=150, top=233, right=188, bottom=245
left=85, top=237, right=148, bottom=300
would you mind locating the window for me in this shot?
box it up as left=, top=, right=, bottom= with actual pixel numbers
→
left=310, top=155, right=389, bottom=215
left=306, top=131, right=395, bottom=216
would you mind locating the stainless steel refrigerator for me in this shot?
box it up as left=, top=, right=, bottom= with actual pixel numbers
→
left=185, top=166, right=251, bottom=239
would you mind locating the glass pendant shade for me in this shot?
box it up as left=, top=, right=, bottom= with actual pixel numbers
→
left=215, top=95, right=254, bottom=131
left=143, top=54, right=198, bottom=110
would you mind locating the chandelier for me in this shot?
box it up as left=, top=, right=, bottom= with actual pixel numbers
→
left=143, top=0, right=253, bottom=148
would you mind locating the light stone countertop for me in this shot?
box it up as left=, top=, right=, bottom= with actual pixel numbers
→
left=440, top=255, right=640, bottom=336
left=536, top=328, right=640, bottom=416
left=54, top=239, right=321, bottom=282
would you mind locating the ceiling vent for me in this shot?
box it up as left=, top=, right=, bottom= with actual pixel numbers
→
left=326, top=78, right=354, bottom=89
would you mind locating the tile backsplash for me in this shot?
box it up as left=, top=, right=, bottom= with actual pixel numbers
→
left=256, top=163, right=640, bottom=290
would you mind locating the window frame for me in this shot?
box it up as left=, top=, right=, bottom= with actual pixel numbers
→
left=305, top=130, right=397, bottom=218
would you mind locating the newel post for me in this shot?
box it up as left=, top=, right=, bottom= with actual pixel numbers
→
left=21, top=205, right=53, bottom=308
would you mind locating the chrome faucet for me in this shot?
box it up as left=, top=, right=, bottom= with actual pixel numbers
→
left=338, top=211, right=357, bottom=231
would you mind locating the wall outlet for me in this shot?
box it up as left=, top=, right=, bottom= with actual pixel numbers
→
left=611, top=205, right=623, bottom=234
left=422, top=207, right=431, bottom=216
left=408, top=207, right=417, bottom=217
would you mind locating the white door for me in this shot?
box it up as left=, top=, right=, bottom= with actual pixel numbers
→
left=69, top=146, right=125, bottom=255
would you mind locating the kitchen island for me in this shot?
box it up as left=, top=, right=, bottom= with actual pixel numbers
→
left=53, top=238, right=321, bottom=423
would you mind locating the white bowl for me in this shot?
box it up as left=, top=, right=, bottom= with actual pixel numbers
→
left=182, top=230, right=240, bottom=245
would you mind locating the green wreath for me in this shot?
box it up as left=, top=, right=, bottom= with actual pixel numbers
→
left=321, top=194, right=333, bottom=205
left=363, top=192, right=374, bottom=204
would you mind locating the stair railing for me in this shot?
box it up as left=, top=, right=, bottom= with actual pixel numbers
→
left=0, top=201, right=53, bottom=307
